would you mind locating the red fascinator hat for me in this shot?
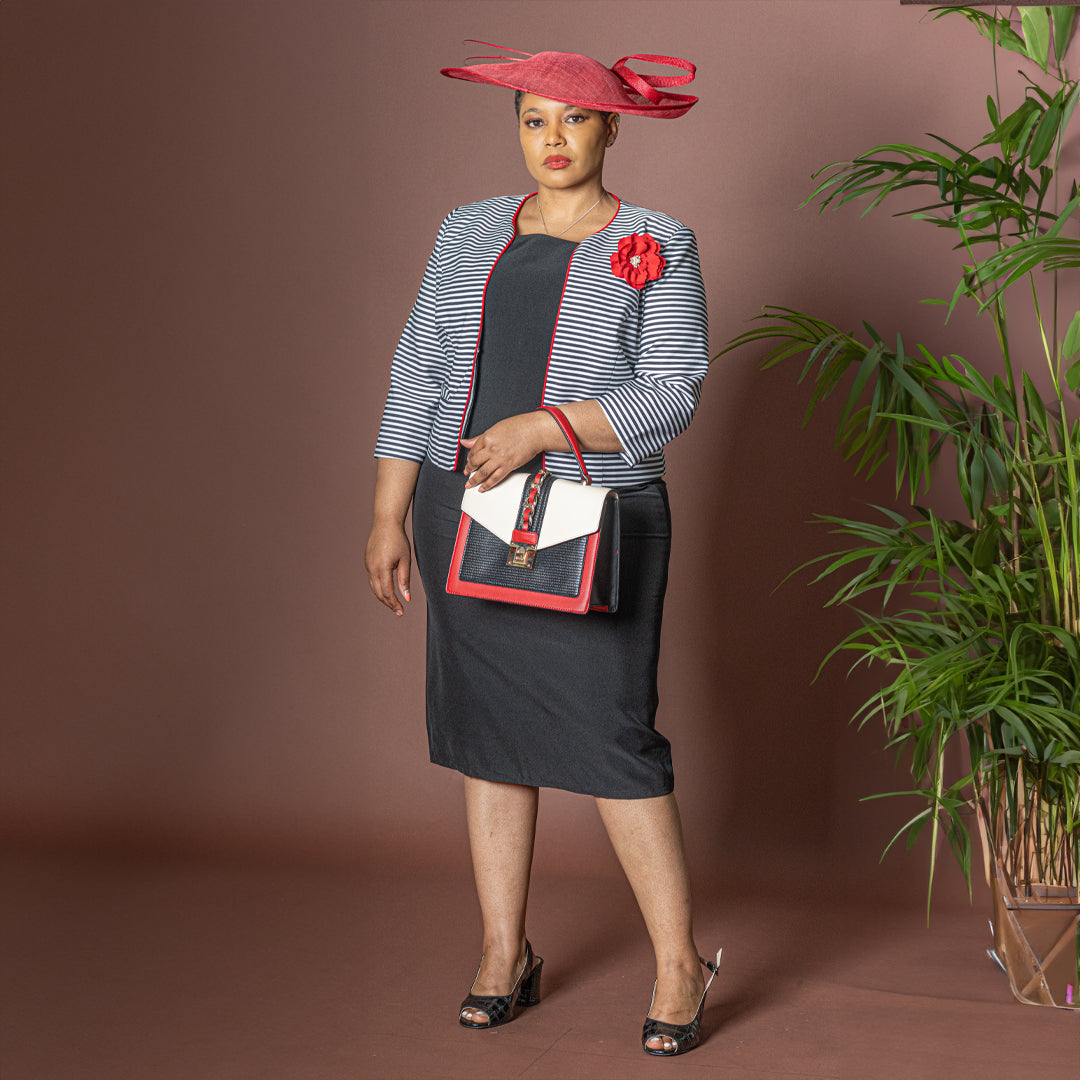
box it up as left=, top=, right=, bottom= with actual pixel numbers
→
left=441, top=42, right=698, bottom=119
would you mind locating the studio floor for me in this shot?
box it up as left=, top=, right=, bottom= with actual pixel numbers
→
left=2, top=847, right=1077, bottom=1080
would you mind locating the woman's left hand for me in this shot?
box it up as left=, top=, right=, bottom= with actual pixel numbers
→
left=460, top=412, right=549, bottom=491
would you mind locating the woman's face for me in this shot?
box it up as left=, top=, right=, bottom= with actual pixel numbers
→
left=517, top=93, right=618, bottom=193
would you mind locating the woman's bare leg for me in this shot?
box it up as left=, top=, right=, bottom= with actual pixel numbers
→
left=459, top=776, right=539, bottom=1024
left=595, top=793, right=705, bottom=1052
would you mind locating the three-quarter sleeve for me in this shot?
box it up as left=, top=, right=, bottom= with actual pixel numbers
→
left=373, top=212, right=455, bottom=463
left=594, top=227, right=709, bottom=467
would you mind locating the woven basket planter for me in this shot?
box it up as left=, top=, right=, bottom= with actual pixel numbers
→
left=979, top=797, right=1079, bottom=1009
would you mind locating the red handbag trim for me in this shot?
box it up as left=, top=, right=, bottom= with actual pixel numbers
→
left=446, top=513, right=603, bottom=614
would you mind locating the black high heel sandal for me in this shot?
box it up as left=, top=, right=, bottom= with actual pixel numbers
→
left=641, top=948, right=722, bottom=1057
left=458, top=940, right=543, bottom=1029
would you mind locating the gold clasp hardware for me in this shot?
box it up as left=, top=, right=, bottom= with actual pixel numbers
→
left=507, top=542, right=536, bottom=569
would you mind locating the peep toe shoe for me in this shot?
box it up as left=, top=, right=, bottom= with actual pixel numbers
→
left=459, top=940, right=543, bottom=1029
left=641, top=948, right=722, bottom=1057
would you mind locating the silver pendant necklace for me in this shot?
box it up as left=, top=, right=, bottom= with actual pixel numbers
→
left=535, top=191, right=606, bottom=238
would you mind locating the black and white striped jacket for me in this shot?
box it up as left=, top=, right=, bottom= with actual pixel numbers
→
left=374, top=194, right=709, bottom=487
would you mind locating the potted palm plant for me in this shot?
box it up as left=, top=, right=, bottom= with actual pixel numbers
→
left=721, top=5, right=1080, bottom=1008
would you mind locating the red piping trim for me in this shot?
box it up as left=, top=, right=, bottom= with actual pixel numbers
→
left=452, top=193, right=534, bottom=470
left=538, top=196, right=620, bottom=473
left=595, top=193, right=621, bottom=234
left=538, top=256, right=575, bottom=474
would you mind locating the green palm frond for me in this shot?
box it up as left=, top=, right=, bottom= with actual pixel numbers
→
left=718, top=5, right=1080, bottom=907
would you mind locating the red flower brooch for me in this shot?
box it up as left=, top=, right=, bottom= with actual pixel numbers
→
left=610, top=233, right=665, bottom=289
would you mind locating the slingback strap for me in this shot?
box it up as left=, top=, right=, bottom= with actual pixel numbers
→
left=701, top=948, right=722, bottom=993
left=536, top=405, right=591, bottom=485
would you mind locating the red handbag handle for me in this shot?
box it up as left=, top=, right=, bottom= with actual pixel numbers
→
left=537, top=405, right=591, bottom=485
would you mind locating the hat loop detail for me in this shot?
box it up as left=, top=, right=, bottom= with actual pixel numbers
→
left=611, top=54, right=696, bottom=106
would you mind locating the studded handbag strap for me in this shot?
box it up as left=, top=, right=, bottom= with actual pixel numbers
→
left=536, top=405, right=591, bottom=485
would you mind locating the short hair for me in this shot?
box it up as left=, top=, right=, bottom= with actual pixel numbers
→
left=515, top=89, right=612, bottom=124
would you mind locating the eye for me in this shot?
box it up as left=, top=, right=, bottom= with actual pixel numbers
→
left=565, top=113, right=588, bottom=124
left=524, top=117, right=543, bottom=128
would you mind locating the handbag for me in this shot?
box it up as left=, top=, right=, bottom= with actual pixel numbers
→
left=446, top=405, right=620, bottom=614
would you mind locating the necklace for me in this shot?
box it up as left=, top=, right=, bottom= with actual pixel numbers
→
left=535, top=191, right=606, bottom=238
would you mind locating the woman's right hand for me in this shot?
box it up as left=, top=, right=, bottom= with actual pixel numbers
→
left=365, top=520, right=412, bottom=616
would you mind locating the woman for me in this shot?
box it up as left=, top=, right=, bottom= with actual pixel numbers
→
left=365, top=46, right=716, bottom=1057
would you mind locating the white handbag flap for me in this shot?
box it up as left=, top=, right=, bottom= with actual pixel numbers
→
left=534, top=479, right=611, bottom=549
left=461, top=474, right=613, bottom=549
left=460, top=473, right=531, bottom=545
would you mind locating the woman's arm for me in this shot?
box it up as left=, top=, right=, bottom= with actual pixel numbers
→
left=459, top=399, right=619, bottom=491
left=369, top=211, right=456, bottom=613
left=591, top=227, right=709, bottom=467
left=374, top=211, right=456, bottom=465
left=365, top=458, right=422, bottom=615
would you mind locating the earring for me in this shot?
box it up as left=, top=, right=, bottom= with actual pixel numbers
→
left=606, top=140, right=615, bottom=147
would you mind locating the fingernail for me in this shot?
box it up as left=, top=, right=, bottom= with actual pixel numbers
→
left=403, top=590, right=411, bottom=600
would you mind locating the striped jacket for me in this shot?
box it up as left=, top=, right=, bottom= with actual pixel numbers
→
left=374, top=194, right=709, bottom=487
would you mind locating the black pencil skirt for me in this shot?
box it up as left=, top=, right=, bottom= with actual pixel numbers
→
left=411, top=459, right=674, bottom=798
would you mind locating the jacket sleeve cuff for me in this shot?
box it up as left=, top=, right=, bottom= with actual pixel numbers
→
left=596, top=378, right=703, bottom=467
left=374, top=389, right=439, bottom=462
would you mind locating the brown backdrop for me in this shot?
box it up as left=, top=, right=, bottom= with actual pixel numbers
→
left=2, top=0, right=1036, bottom=908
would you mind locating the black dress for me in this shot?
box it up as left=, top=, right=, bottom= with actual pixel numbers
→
left=411, top=233, right=674, bottom=798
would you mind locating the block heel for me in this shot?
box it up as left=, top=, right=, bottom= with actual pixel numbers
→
left=516, top=952, right=543, bottom=1007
